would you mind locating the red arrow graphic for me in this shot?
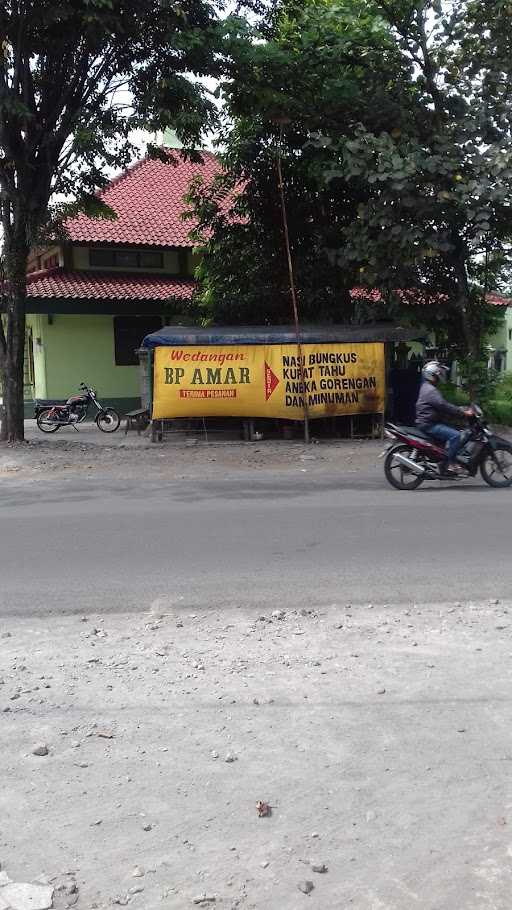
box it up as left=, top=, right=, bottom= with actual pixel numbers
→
left=264, top=362, right=280, bottom=400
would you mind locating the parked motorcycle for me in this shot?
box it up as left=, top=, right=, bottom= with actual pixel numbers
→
left=382, top=406, right=512, bottom=490
left=35, top=383, right=120, bottom=434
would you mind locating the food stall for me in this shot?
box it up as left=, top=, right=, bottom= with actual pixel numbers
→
left=139, top=323, right=420, bottom=441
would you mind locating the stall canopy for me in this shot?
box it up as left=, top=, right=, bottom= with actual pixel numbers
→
left=142, top=323, right=423, bottom=348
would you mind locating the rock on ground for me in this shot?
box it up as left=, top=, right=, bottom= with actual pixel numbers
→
left=0, top=882, right=53, bottom=910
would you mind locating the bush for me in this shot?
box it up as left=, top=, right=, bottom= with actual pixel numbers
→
left=442, top=382, right=467, bottom=406
left=487, top=398, right=512, bottom=426
left=495, top=374, right=512, bottom=402
left=443, top=380, right=512, bottom=425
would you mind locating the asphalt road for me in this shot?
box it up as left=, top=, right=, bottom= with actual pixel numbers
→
left=1, top=468, right=511, bottom=616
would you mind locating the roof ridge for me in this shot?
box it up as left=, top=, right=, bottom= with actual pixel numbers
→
left=486, top=291, right=512, bottom=305
left=97, top=155, right=149, bottom=197
left=160, top=147, right=219, bottom=159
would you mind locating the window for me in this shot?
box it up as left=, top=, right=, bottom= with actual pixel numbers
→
left=178, top=250, right=191, bottom=276
left=116, top=250, right=138, bottom=268
left=509, top=329, right=512, bottom=341
left=140, top=250, right=165, bottom=269
left=113, top=316, right=163, bottom=366
left=90, top=249, right=116, bottom=267
left=90, top=248, right=164, bottom=269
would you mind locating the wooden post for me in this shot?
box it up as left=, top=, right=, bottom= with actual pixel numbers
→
left=275, top=126, right=310, bottom=444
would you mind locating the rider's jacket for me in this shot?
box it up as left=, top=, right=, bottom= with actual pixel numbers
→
left=415, top=381, right=464, bottom=427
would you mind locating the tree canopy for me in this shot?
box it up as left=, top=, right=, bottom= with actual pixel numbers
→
left=188, top=0, right=409, bottom=324
left=190, top=0, right=512, bottom=380
left=325, top=0, right=512, bottom=363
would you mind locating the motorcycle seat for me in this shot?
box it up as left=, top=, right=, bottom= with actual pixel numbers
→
left=388, top=423, right=433, bottom=441
left=34, top=399, right=65, bottom=408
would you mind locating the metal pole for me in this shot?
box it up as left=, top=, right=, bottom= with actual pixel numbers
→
left=275, top=129, right=310, bottom=444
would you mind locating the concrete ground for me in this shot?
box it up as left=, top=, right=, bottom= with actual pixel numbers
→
left=1, top=428, right=511, bottom=614
left=1, top=429, right=512, bottom=909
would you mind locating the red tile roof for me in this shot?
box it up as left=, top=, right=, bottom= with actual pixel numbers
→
left=350, top=287, right=511, bottom=306
left=26, top=268, right=195, bottom=301
left=65, top=150, right=221, bottom=248
left=486, top=292, right=512, bottom=307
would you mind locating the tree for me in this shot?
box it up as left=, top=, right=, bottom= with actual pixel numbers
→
left=320, top=0, right=512, bottom=377
left=192, top=0, right=512, bottom=387
left=187, top=0, right=407, bottom=325
left=0, top=0, right=220, bottom=441
left=187, top=122, right=363, bottom=325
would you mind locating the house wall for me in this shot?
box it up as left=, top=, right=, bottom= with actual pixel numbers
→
left=488, top=307, right=512, bottom=372
left=34, top=314, right=141, bottom=413
left=505, top=309, right=512, bottom=371
left=27, top=245, right=64, bottom=274
left=71, top=246, right=196, bottom=275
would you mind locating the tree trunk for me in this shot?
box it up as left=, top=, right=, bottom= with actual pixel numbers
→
left=0, top=404, right=7, bottom=442
left=1, top=242, right=28, bottom=443
left=452, top=252, right=482, bottom=399
left=457, top=294, right=481, bottom=362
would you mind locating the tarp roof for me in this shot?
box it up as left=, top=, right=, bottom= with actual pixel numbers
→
left=142, top=323, right=423, bottom=348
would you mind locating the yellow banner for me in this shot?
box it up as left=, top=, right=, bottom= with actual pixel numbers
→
left=152, top=343, right=385, bottom=420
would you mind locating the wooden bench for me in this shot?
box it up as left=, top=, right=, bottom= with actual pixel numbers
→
left=124, top=408, right=150, bottom=435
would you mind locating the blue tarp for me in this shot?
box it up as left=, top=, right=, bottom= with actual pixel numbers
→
left=142, top=323, right=421, bottom=349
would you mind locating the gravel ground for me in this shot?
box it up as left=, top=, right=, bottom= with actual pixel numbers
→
left=1, top=420, right=509, bottom=486
left=0, top=428, right=384, bottom=484
left=2, top=599, right=512, bottom=909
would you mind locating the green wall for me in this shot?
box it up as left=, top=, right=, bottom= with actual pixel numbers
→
left=488, top=308, right=512, bottom=371
left=39, top=314, right=141, bottom=404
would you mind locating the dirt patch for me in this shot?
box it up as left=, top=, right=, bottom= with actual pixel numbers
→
left=0, top=433, right=383, bottom=484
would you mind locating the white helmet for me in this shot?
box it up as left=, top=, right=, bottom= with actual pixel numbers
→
left=422, top=361, right=448, bottom=382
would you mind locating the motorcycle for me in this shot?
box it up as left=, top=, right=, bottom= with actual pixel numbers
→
left=382, top=406, right=512, bottom=490
left=35, top=383, right=120, bottom=434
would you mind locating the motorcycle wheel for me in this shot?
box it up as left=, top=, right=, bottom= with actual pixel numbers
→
left=480, top=445, right=512, bottom=488
left=96, top=408, right=120, bottom=433
left=384, top=444, right=425, bottom=491
left=36, top=408, right=61, bottom=433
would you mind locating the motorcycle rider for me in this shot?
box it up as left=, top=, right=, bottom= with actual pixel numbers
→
left=415, top=361, right=473, bottom=475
